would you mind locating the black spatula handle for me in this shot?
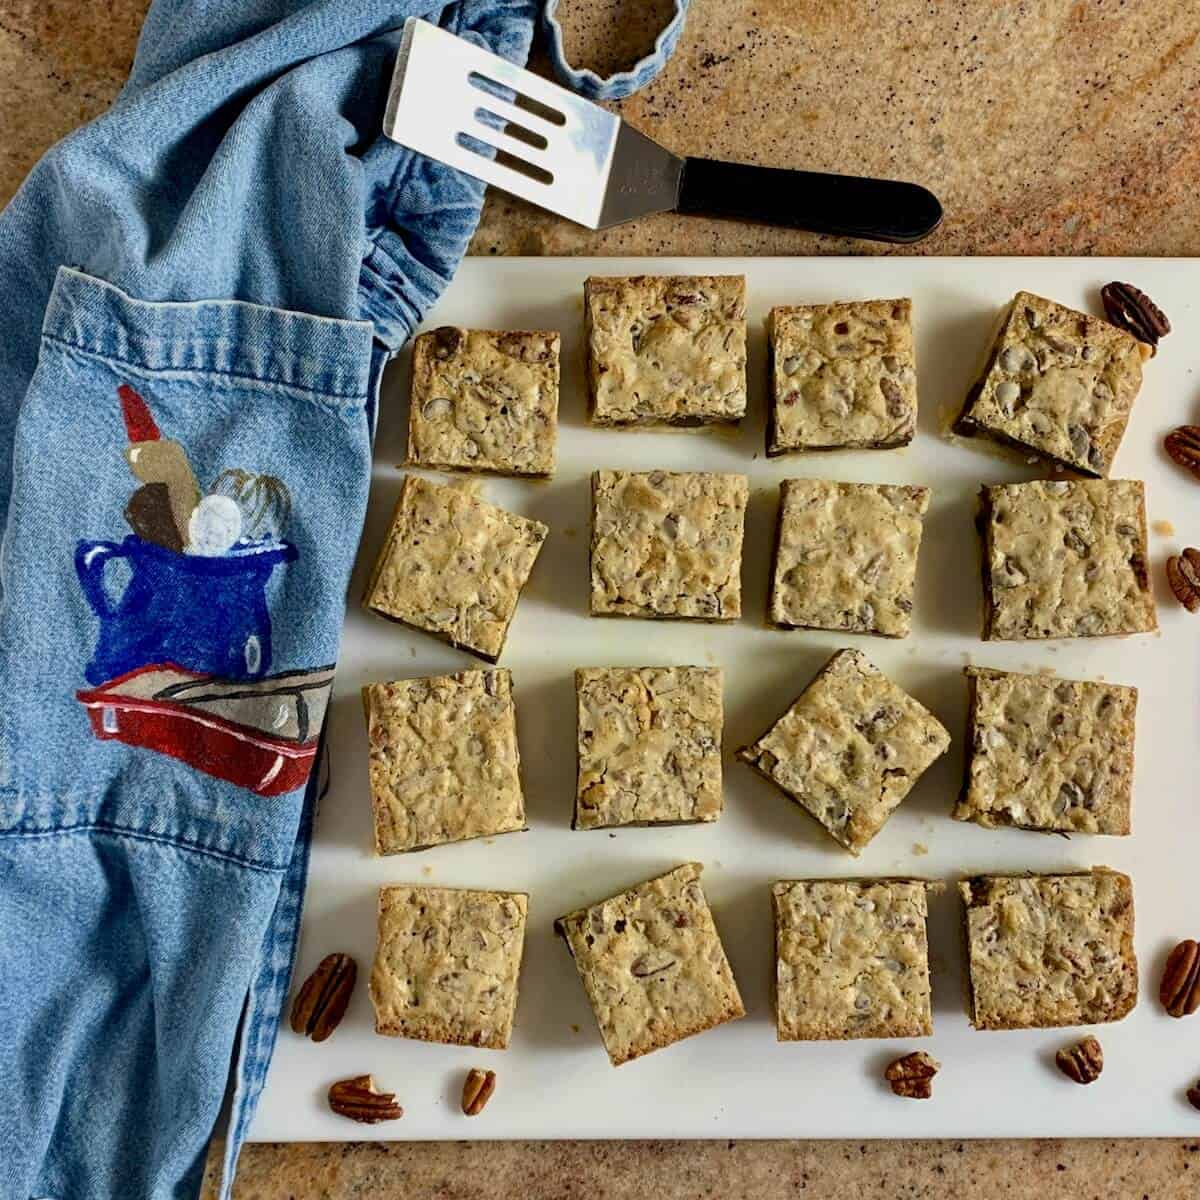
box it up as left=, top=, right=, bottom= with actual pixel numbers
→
left=676, top=157, right=942, bottom=244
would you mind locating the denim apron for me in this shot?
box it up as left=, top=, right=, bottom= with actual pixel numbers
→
left=0, top=2, right=687, bottom=1196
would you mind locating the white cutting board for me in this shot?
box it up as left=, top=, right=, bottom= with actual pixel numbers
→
left=251, top=258, right=1200, bottom=1141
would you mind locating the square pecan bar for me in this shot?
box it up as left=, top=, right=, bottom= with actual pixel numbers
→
left=978, top=479, right=1156, bottom=640
left=407, top=325, right=559, bottom=477
left=590, top=469, right=749, bottom=620
left=363, top=474, right=548, bottom=661
left=955, top=291, right=1149, bottom=476
left=370, top=885, right=528, bottom=1048
left=555, top=863, right=744, bottom=1065
left=769, top=479, right=930, bottom=637
left=954, top=667, right=1136, bottom=835
left=584, top=275, right=747, bottom=426
left=772, top=878, right=934, bottom=1040
left=363, top=669, right=526, bottom=854
left=768, top=299, right=916, bottom=454
left=574, top=666, right=723, bottom=830
left=738, top=649, right=950, bottom=855
left=960, top=869, right=1137, bottom=1030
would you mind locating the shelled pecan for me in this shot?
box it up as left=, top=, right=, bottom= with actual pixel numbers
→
left=461, top=1068, right=497, bottom=1116
left=884, top=1051, right=940, bottom=1099
left=1055, top=1036, right=1104, bottom=1084
left=1161, top=940, right=1200, bottom=1017
left=289, top=952, right=357, bottom=1042
left=327, top=1075, right=403, bottom=1124
left=1101, top=281, right=1170, bottom=349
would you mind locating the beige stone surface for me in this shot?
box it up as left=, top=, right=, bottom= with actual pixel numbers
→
left=202, top=1138, right=1200, bottom=1197
left=4, top=1, right=1200, bottom=257
left=10, top=0, right=1200, bottom=1190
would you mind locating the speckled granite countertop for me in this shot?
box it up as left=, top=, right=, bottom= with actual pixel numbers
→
left=4, top=1, right=1200, bottom=1196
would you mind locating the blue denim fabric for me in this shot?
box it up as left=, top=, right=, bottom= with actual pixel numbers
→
left=0, top=2, right=684, bottom=1197
left=542, top=0, right=690, bottom=100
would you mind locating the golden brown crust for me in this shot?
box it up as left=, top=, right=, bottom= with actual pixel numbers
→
left=363, top=474, right=548, bottom=661
left=978, top=479, right=1156, bottom=640
left=370, top=886, right=528, bottom=1048
left=767, top=299, right=916, bottom=454
left=955, top=291, right=1145, bottom=477
left=584, top=276, right=747, bottom=427
left=555, top=863, right=745, bottom=1066
left=959, top=868, right=1137, bottom=1030
left=407, top=327, right=559, bottom=478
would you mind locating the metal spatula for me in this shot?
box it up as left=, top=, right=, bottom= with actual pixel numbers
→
left=383, top=19, right=942, bottom=244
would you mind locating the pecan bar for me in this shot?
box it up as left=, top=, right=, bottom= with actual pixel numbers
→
left=768, top=299, right=916, bottom=454
left=960, top=869, right=1137, bottom=1030
left=772, top=878, right=934, bottom=1040
left=954, top=667, right=1136, bottom=835
left=370, top=885, right=528, bottom=1048
left=590, top=469, right=749, bottom=620
left=363, top=669, right=526, bottom=854
left=584, top=275, right=747, bottom=426
left=738, top=649, right=950, bottom=855
left=955, top=291, right=1150, bottom=476
left=407, top=326, right=559, bottom=477
left=363, top=474, right=548, bottom=661
left=555, top=863, right=744, bottom=1065
left=978, top=479, right=1156, bottom=640
left=575, top=666, right=723, bottom=830
left=769, top=479, right=930, bottom=637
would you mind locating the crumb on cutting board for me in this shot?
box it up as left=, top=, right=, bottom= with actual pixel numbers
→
left=1153, top=519, right=1175, bottom=536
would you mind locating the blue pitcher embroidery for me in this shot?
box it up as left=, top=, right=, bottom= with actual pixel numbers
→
left=74, top=384, right=332, bottom=796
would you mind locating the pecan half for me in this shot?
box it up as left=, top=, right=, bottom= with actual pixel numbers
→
left=1161, top=939, right=1200, bottom=1017
left=1188, top=1082, right=1200, bottom=1112
left=1167, top=550, right=1200, bottom=613
left=431, top=326, right=464, bottom=360
left=289, top=952, right=357, bottom=1042
left=1165, top=426, right=1200, bottom=481
left=327, top=1074, right=403, bottom=1124
left=1101, top=281, right=1170, bottom=349
left=884, top=1050, right=940, bottom=1099
left=1055, top=1036, right=1104, bottom=1084
left=461, top=1068, right=497, bottom=1116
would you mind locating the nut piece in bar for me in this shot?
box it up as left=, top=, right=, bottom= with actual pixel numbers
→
left=555, top=863, right=744, bottom=1066
left=955, top=290, right=1150, bottom=477
left=772, top=879, right=934, bottom=1040
left=590, top=470, right=749, bottom=621
left=407, top=326, right=559, bottom=478
left=769, top=479, right=930, bottom=637
left=977, top=479, right=1156, bottom=641
left=584, top=275, right=747, bottom=427
left=960, top=869, right=1138, bottom=1030
left=370, top=885, right=528, bottom=1049
left=363, top=474, right=548, bottom=662
left=738, top=649, right=950, bottom=855
left=885, top=1050, right=940, bottom=1099
left=363, top=669, right=526, bottom=855
left=574, top=666, right=723, bottom=830
left=954, top=667, right=1136, bottom=836
left=767, top=299, right=917, bottom=454
left=1055, top=1036, right=1104, bottom=1084
left=289, top=952, right=358, bottom=1042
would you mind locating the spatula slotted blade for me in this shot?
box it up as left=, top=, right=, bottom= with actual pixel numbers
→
left=384, top=18, right=942, bottom=242
left=383, top=18, right=682, bottom=230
